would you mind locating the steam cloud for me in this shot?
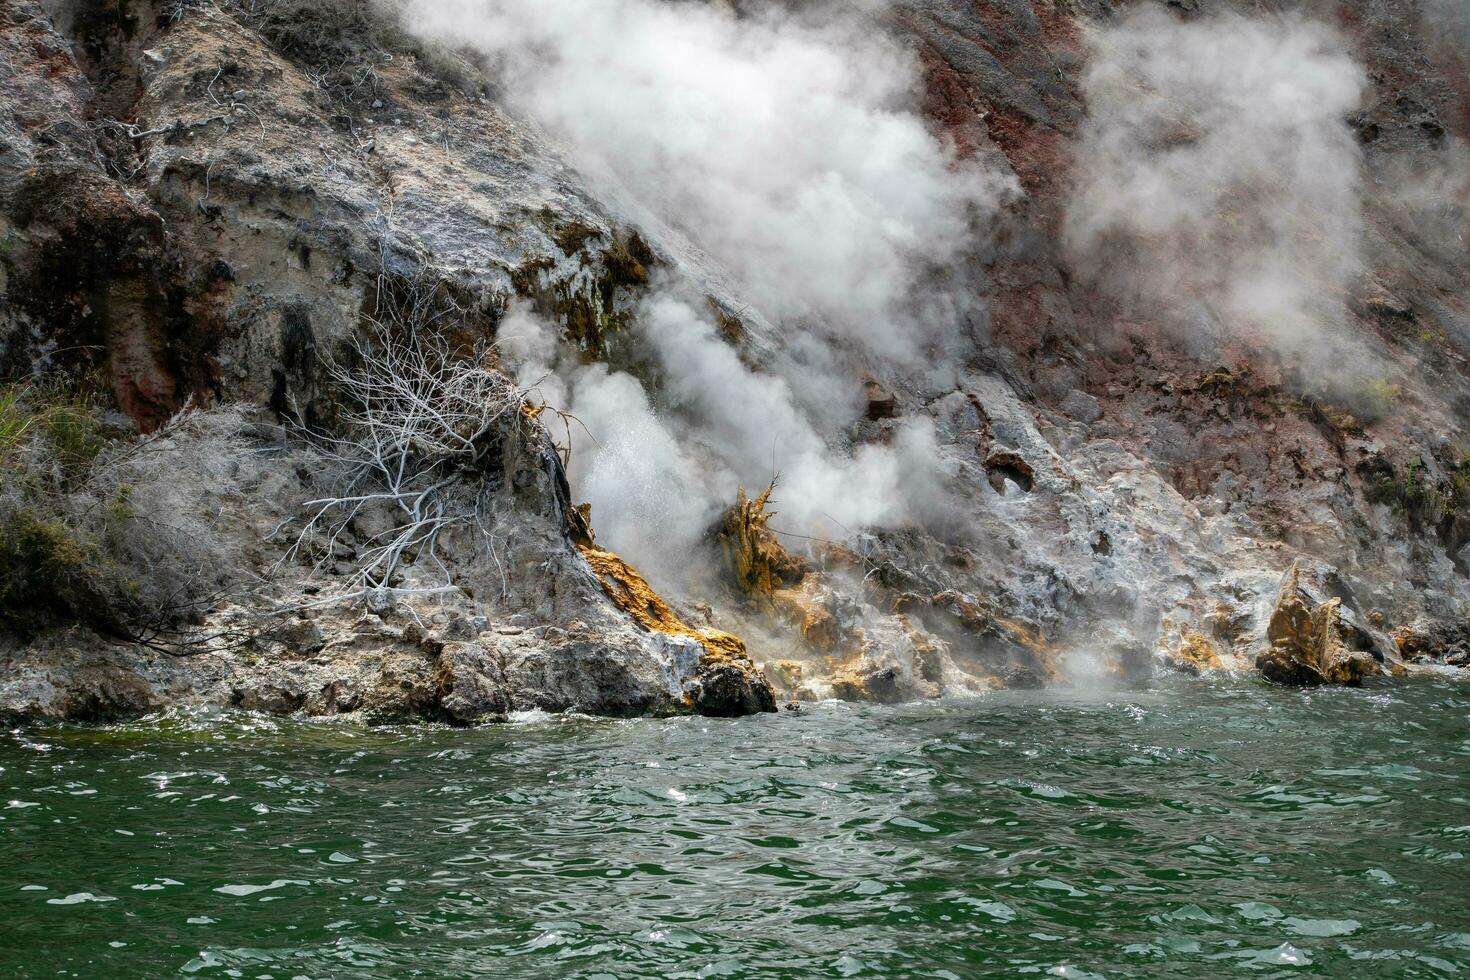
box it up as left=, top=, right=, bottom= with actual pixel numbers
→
left=401, top=0, right=991, bottom=582
left=499, top=300, right=948, bottom=584
left=1063, top=7, right=1367, bottom=361
left=404, top=0, right=996, bottom=358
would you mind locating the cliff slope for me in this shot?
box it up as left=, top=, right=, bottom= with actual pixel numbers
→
left=1, top=0, right=1466, bottom=720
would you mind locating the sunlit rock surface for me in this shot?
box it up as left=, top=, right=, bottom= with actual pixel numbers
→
left=1256, top=560, right=1385, bottom=686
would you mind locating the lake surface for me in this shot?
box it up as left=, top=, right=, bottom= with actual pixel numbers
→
left=2, top=677, right=1468, bottom=977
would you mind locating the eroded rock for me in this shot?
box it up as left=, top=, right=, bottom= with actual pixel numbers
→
left=687, top=651, right=778, bottom=717
left=1256, top=561, right=1384, bottom=686
left=577, top=533, right=775, bottom=717
left=1392, top=621, right=1470, bottom=667
left=1162, top=623, right=1228, bottom=674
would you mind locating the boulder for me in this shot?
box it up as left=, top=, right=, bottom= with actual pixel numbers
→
left=687, top=652, right=778, bottom=717
left=1061, top=389, right=1103, bottom=424
left=830, top=663, right=904, bottom=703
left=435, top=641, right=513, bottom=723
left=1256, top=560, right=1383, bottom=686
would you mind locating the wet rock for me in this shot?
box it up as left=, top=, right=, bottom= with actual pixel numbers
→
left=1392, top=620, right=1470, bottom=665
left=360, top=652, right=447, bottom=724
left=235, top=681, right=306, bottom=715
left=1203, top=600, right=1254, bottom=649
left=687, top=653, right=777, bottom=717
left=1104, top=640, right=1154, bottom=680
left=575, top=533, right=777, bottom=715
left=435, top=641, right=512, bottom=723
left=1282, top=558, right=1386, bottom=660
left=771, top=578, right=843, bottom=652
left=1000, top=663, right=1046, bottom=690
left=505, top=636, right=684, bottom=718
left=764, top=659, right=805, bottom=693
left=831, top=664, right=904, bottom=703
left=1162, top=623, right=1227, bottom=674
left=316, top=679, right=362, bottom=715
left=1256, top=561, right=1384, bottom=686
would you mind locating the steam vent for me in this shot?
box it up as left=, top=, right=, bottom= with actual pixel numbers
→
left=2, top=0, right=1469, bottom=973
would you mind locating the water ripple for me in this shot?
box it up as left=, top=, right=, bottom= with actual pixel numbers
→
left=1, top=678, right=1467, bottom=976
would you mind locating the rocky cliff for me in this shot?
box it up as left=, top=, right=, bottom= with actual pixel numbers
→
left=1, top=0, right=1466, bottom=721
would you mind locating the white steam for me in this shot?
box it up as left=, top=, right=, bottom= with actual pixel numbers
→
left=402, top=0, right=997, bottom=358
left=1064, top=7, right=1367, bottom=359
left=500, top=302, right=947, bottom=583
left=401, top=0, right=989, bottom=582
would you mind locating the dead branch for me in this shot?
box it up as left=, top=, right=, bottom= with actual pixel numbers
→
left=273, top=299, right=528, bottom=610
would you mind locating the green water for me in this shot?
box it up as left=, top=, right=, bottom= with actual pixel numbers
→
left=2, top=679, right=1468, bottom=978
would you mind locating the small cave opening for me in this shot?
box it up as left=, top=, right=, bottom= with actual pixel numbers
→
left=985, top=451, right=1035, bottom=494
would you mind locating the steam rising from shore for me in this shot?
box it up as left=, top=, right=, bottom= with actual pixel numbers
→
left=1064, top=8, right=1367, bottom=361
left=402, top=0, right=990, bottom=578
left=499, top=300, right=948, bottom=582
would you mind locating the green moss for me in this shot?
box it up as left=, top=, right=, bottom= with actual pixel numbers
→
left=1359, top=452, right=1470, bottom=535
left=0, top=380, right=110, bottom=485
left=0, top=505, right=121, bottom=637
left=551, top=221, right=603, bottom=259
left=105, top=484, right=134, bottom=536
left=44, top=402, right=107, bottom=479
left=625, top=231, right=656, bottom=268
left=1291, top=395, right=1366, bottom=439
left=0, top=385, right=35, bottom=452
left=508, top=229, right=656, bottom=357
left=509, top=255, right=555, bottom=296
left=599, top=237, right=650, bottom=308
left=1359, top=378, right=1402, bottom=423
left=0, top=380, right=150, bottom=638
left=1195, top=366, right=1276, bottom=409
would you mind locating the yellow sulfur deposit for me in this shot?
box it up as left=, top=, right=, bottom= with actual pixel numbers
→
left=717, top=483, right=844, bottom=650
left=718, top=483, right=809, bottom=596
left=1162, top=622, right=1226, bottom=673
left=1256, top=563, right=1381, bottom=685
left=577, top=542, right=748, bottom=661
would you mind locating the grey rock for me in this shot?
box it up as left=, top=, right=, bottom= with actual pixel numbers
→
left=1061, top=389, right=1103, bottom=424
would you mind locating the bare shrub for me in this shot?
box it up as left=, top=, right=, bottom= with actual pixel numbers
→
left=274, top=314, right=528, bottom=610
left=195, top=0, right=482, bottom=99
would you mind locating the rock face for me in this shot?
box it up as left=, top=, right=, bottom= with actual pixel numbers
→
left=1257, top=561, right=1385, bottom=686
left=1161, top=623, right=1230, bottom=675
left=1392, top=621, right=1470, bottom=667
left=1, top=0, right=1469, bottom=720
